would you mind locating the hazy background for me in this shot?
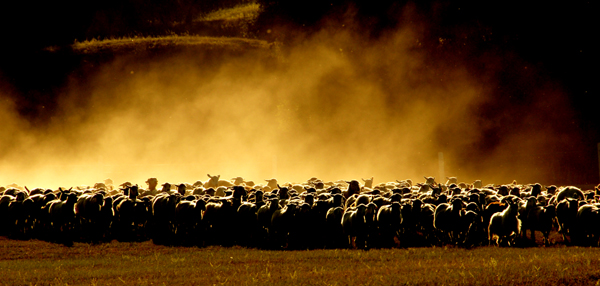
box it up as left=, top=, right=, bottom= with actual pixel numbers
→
left=0, top=1, right=596, bottom=188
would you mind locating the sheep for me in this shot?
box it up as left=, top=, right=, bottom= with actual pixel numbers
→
left=521, top=196, right=556, bottom=245
left=216, top=185, right=248, bottom=241
left=556, top=186, right=585, bottom=202
left=288, top=202, right=313, bottom=249
left=174, top=198, right=206, bottom=246
left=114, top=185, right=151, bottom=241
left=488, top=198, right=521, bottom=246
left=572, top=204, right=600, bottom=246
left=175, top=184, right=188, bottom=196
left=20, top=193, right=51, bottom=238
left=256, top=198, right=280, bottom=246
left=2, top=190, right=28, bottom=238
left=270, top=202, right=298, bottom=249
left=25, top=187, right=45, bottom=197
left=46, top=189, right=78, bottom=245
left=546, top=185, right=558, bottom=195
left=160, top=182, right=172, bottom=194
left=416, top=183, right=430, bottom=193
left=423, top=177, right=436, bottom=186
left=96, top=196, right=114, bottom=241
left=291, top=184, right=305, bottom=194
left=232, top=177, right=245, bottom=186
left=341, top=204, right=369, bottom=249
left=201, top=198, right=237, bottom=246
left=415, top=200, right=437, bottom=245
left=445, top=177, right=458, bottom=185
left=214, top=186, right=227, bottom=197
left=343, top=180, right=361, bottom=199
left=265, top=178, right=278, bottom=190
left=325, top=206, right=346, bottom=248
left=251, top=190, right=266, bottom=209
left=204, top=174, right=221, bottom=189
left=459, top=210, right=484, bottom=247
left=4, top=178, right=598, bottom=249
left=530, top=183, right=543, bottom=197
left=433, top=197, right=465, bottom=244
left=0, top=192, right=15, bottom=233
left=236, top=201, right=260, bottom=247
left=396, top=180, right=412, bottom=189
left=74, top=191, right=106, bottom=242
left=150, top=192, right=180, bottom=244
left=555, top=198, right=579, bottom=243
left=139, top=178, right=159, bottom=197
left=347, top=194, right=371, bottom=209
left=375, top=201, right=402, bottom=248
left=362, top=177, right=374, bottom=189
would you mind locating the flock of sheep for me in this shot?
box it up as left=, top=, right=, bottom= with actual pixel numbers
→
left=1, top=174, right=599, bottom=249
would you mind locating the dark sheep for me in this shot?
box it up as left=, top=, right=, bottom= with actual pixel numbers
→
left=375, top=202, right=402, bottom=248
left=341, top=204, right=369, bottom=249
left=174, top=199, right=206, bottom=245
left=74, top=192, right=106, bottom=242
left=572, top=204, right=600, bottom=246
left=47, top=190, right=78, bottom=245
left=325, top=206, right=345, bottom=248
left=488, top=198, right=521, bottom=246
left=556, top=186, right=585, bottom=202
left=433, top=197, right=465, bottom=244
left=270, top=202, right=298, bottom=249
left=556, top=198, right=579, bottom=243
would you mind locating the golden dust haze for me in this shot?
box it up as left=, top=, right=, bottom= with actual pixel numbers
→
left=0, top=14, right=580, bottom=189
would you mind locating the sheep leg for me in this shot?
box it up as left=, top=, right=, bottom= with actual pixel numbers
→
left=543, top=231, right=550, bottom=246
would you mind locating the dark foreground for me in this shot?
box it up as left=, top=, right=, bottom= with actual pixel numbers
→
left=1, top=237, right=599, bottom=285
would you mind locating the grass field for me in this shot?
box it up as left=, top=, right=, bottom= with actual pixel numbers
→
left=1, top=237, right=600, bottom=285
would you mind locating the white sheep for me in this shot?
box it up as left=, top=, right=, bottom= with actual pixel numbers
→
left=265, top=178, right=278, bottom=190
left=362, top=177, right=374, bottom=189
left=203, top=174, right=220, bottom=189
left=445, top=177, right=458, bottom=185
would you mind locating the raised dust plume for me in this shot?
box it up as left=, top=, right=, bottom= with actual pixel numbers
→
left=0, top=14, right=581, bottom=189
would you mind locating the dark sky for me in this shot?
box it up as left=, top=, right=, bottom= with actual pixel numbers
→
left=1, top=0, right=594, bottom=121
left=0, top=0, right=597, bottom=184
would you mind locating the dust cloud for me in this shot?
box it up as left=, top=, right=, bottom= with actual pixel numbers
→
left=0, top=11, right=582, bottom=189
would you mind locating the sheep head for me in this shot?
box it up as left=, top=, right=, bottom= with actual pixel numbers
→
left=161, top=182, right=172, bottom=193
left=446, top=177, right=458, bottom=185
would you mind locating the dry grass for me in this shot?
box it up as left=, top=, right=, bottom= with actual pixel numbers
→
left=1, top=237, right=600, bottom=285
